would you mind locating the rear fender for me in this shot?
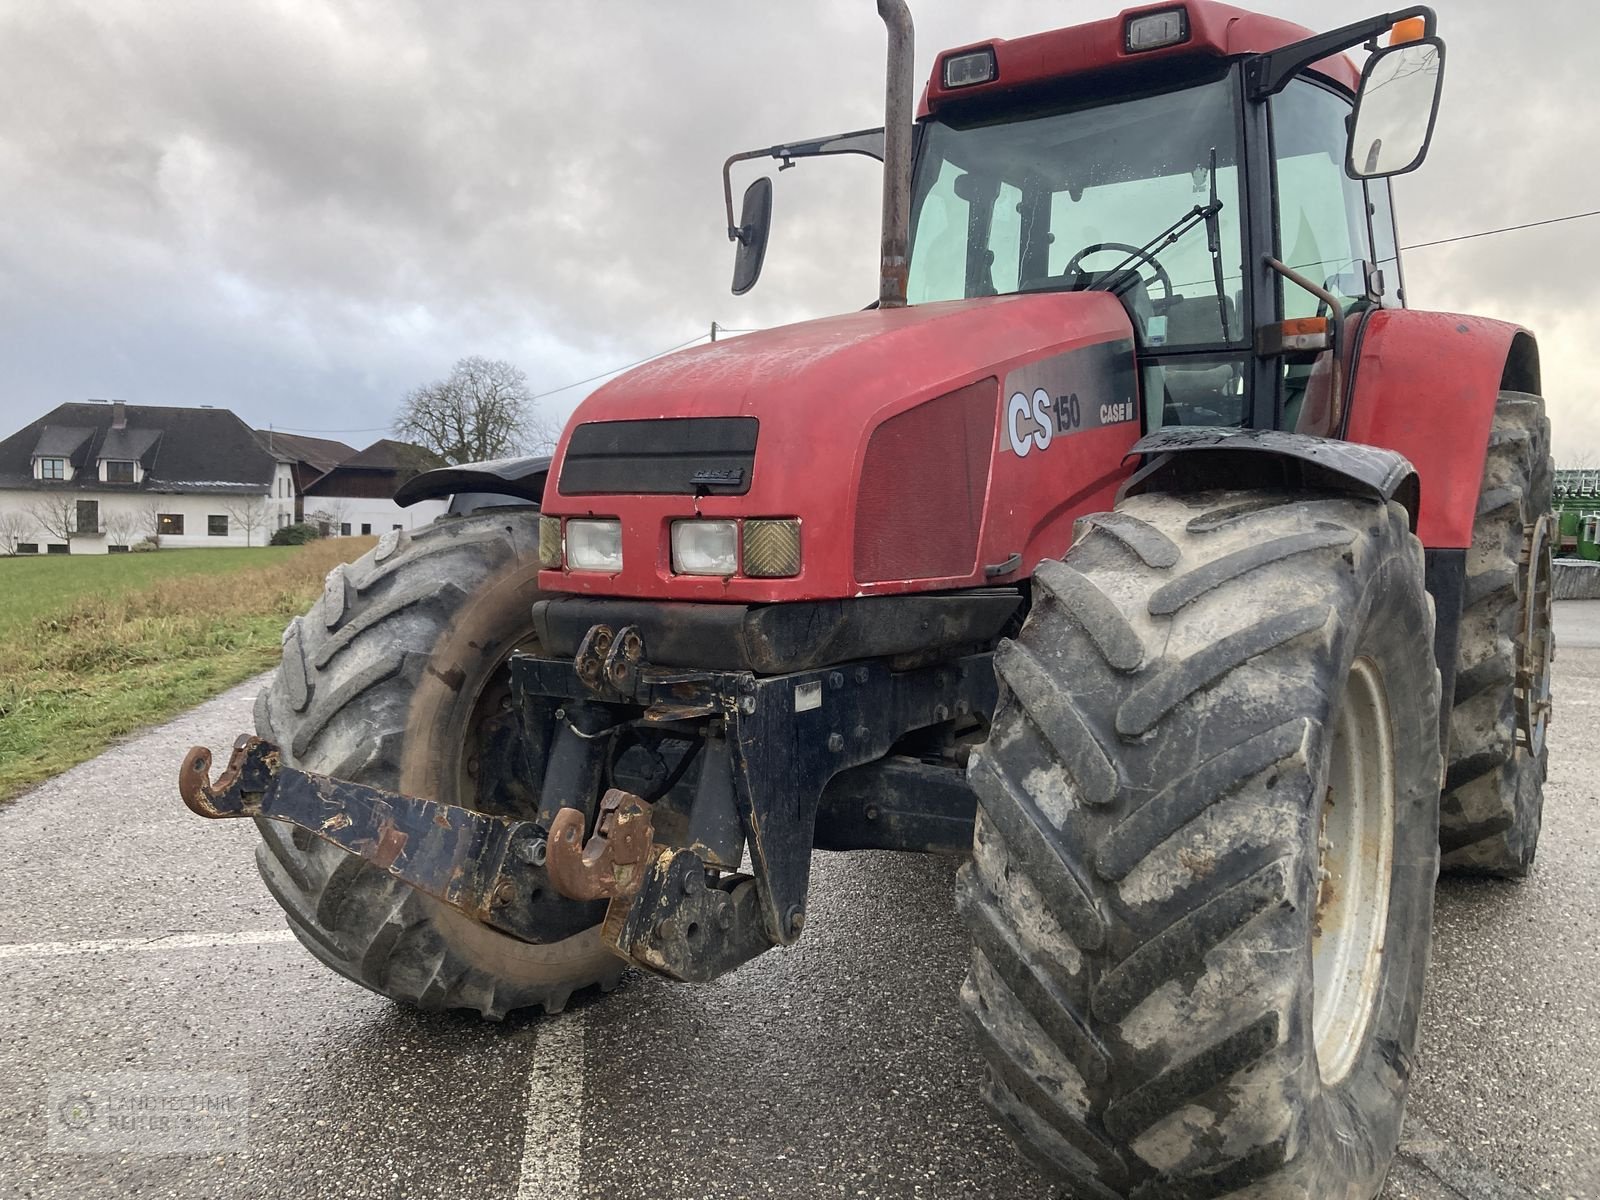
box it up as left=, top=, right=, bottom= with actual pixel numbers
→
left=1344, top=310, right=1536, bottom=549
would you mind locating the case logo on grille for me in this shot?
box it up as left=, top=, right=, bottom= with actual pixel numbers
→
left=691, top=467, right=745, bottom=486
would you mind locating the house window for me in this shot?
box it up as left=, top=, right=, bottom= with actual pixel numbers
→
left=39, top=457, right=65, bottom=480
left=360, top=523, right=372, bottom=535
left=340, top=522, right=351, bottom=537
left=159, top=514, right=184, bottom=535
left=109, top=545, right=130, bottom=553
left=16, top=543, right=37, bottom=554
left=46, top=543, right=68, bottom=555
left=208, top=515, right=229, bottom=537
left=104, top=460, right=136, bottom=483
left=75, top=500, right=99, bottom=535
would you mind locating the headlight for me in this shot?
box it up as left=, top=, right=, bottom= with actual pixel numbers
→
left=671, top=520, right=739, bottom=576
left=565, top=519, right=623, bottom=571
left=538, top=516, right=562, bottom=568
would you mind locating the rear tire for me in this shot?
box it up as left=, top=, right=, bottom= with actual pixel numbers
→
left=253, top=513, right=623, bottom=1019
left=959, top=491, right=1440, bottom=1197
left=1440, top=390, right=1553, bottom=877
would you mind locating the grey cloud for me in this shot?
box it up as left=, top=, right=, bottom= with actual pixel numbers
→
left=0, top=0, right=1595, bottom=455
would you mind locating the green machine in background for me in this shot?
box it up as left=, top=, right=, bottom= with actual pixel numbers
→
left=1554, top=470, right=1600, bottom=559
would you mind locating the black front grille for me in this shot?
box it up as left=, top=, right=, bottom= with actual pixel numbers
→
left=557, top=417, right=758, bottom=496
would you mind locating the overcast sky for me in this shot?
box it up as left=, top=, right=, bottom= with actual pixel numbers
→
left=1, top=0, right=1595, bottom=458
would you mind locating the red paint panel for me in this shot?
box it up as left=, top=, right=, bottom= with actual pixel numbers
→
left=919, top=0, right=1359, bottom=119
left=1344, top=309, right=1527, bottom=549
left=538, top=292, right=1139, bottom=603
left=854, top=378, right=997, bottom=584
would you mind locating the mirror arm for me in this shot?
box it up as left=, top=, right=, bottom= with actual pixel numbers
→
left=1245, top=6, right=1435, bottom=99
left=721, top=129, right=887, bottom=242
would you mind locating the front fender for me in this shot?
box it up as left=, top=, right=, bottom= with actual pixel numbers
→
left=393, top=454, right=551, bottom=508
left=1120, top=427, right=1419, bottom=523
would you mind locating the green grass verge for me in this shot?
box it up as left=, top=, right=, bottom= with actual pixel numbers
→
left=0, top=539, right=375, bottom=802
left=0, top=546, right=304, bottom=635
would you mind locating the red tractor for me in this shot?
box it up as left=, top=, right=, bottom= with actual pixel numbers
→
left=180, top=3, right=1553, bottom=1195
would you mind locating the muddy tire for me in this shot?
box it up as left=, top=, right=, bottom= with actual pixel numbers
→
left=959, top=491, right=1440, bottom=1197
left=1440, top=390, right=1554, bottom=877
left=252, top=512, right=623, bottom=1018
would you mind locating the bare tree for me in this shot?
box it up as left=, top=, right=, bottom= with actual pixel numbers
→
left=139, top=496, right=166, bottom=548
left=306, top=498, right=351, bottom=537
left=394, top=356, right=532, bottom=464
left=28, top=495, right=77, bottom=544
left=524, top=409, right=568, bottom=456
left=0, top=510, right=33, bottom=555
left=105, top=510, right=145, bottom=548
left=222, top=496, right=269, bottom=547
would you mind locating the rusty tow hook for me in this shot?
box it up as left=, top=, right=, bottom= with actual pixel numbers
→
left=545, top=789, right=655, bottom=902
left=179, top=735, right=275, bottom=819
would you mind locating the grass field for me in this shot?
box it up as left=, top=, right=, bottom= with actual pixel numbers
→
left=0, top=539, right=375, bottom=801
left=0, top=546, right=310, bottom=635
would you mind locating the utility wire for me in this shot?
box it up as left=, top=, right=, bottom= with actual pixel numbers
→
left=1401, top=208, right=1600, bottom=251
left=269, top=326, right=765, bottom=433
left=527, top=333, right=711, bottom=400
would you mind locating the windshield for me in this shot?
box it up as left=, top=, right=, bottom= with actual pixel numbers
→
left=906, top=72, right=1246, bottom=349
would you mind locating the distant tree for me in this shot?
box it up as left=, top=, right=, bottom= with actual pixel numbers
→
left=524, top=410, right=567, bottom=457
left=27, top=495, right=76, bottom=543
left=139, top=496, right=166, bottom=548
left=222, top=496, right=269, bottom=547
left=105, top=510, right=144, bottom=548
left=394, top=356, right=533, bottom=465
left=0, top=510, right=32, bottom=555
left=306, top=498, right=352, bottom=537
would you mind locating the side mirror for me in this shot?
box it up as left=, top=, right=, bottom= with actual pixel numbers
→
left=1346, top=37, right=1446, bottom=179
left=731, top=177, right=773, bottom=296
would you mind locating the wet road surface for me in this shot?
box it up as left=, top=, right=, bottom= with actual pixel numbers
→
left=2, top=610, right=1595, bottom=1200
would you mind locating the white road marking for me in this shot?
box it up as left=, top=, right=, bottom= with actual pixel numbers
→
left=516, top=1010, right=587, bottom=1200
left=0, top=929, right=298, bottom=961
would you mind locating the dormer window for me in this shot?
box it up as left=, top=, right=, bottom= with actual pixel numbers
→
left=38, top=457, right=65, bottom=480
left=104, top=459, right=136, bottom=483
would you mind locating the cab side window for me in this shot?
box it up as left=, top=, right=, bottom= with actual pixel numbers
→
left=1271, top=81, right=1374, bottom=318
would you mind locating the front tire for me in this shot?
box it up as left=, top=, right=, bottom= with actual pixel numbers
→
left=253, top=512, right=623, bottom=1019
left=959, top=491, right=1440, bottom=1197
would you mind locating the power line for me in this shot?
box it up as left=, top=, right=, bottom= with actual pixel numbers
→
left=1402, top=208, right=1600, bottom=251
left=265, top=326, right=762, bottom=433
left=528, top=333, right=711, bottom=400
left=267, top=424, right=390, bottom=434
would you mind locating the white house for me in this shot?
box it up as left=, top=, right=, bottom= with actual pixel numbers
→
left=0, top=400, right=295, bottom=554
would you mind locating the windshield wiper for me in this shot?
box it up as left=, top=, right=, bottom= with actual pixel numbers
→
left=1097, top=147, right=1229, bottom=339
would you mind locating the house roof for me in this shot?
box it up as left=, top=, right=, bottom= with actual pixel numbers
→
left=252, top=429, right=357, bottom=473
left=99, top=427, right=163, bottom=461
left=0, top=402, right=276, bottom=494
left=32, top=426, right=96, bottom=458
left=304, top=439, right=445, bottom=496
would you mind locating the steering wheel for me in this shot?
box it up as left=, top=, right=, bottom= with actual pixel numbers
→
left=1065, top=242, right=1173, bottom=303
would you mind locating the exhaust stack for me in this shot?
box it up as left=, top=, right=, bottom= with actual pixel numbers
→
left=877, top=0, right=913, bottom=308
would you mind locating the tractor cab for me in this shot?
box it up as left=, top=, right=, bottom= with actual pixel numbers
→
left=726, top=1, right=1444, bottom=437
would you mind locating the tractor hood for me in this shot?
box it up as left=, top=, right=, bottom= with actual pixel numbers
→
left=540, top=290, right=1140, bottom=603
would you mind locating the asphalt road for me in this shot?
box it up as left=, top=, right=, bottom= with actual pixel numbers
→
left=2, top=608, right=1596, bottom=1200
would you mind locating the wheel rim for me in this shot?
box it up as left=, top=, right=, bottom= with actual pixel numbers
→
left=1516, top=513, right=1554, bottom=756
left=1311, top=655, right=1396, bottom=1086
